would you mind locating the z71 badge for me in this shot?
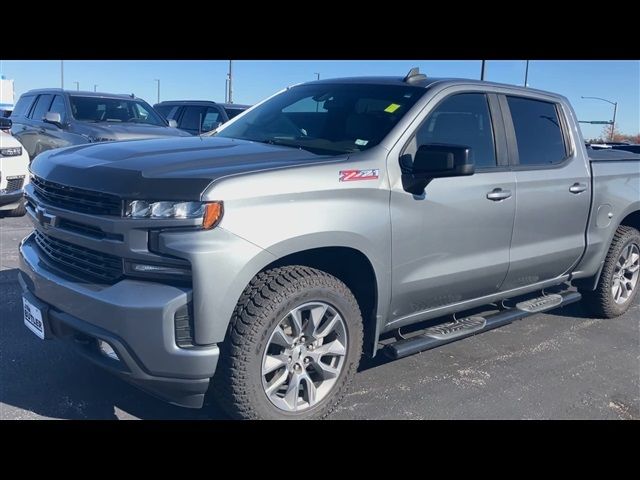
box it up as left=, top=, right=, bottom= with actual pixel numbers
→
left=339, top=169, right=380, bottom=182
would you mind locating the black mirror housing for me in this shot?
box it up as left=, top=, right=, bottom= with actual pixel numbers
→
left=401, top=144, right=474, bottom=195
left=0, top=117, right=12, bottom=130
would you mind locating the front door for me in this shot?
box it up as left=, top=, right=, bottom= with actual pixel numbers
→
left=389, top=92, right=516, bottom=325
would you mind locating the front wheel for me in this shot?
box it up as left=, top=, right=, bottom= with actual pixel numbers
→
left=581, top=225, right=640, bottom=318
left=213, top=266, right=363, bottom=420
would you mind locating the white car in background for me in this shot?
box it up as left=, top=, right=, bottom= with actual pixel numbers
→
left=0, top=120, right=29, bottom=217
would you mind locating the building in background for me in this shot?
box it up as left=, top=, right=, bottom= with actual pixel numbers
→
left=0, top=75, right=15, bottom=117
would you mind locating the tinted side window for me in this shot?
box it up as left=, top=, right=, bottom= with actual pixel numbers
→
left=416, top=93, right=497, bottom=168
left=12, top=95, right=36, bottom=117
left=49, top=95, right=67, bottom=123
left=201, top=107, right=221, bottom=132
left=155, top=104, right=179, bottom=120
left=179, top=106, right=207, bottom=132
left=225, top=107, right=245, bottom=119
left=30, top=94, right=54, bottom=121
left=507, top=96, right=566, bottom=166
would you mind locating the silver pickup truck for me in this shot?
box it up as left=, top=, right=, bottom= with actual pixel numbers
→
left=18, top=70, right=640, bottom=419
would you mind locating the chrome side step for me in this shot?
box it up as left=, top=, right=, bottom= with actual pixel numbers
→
left=516, top=294, right=563, bottom=313
left=385, top=291, right=581, bottom=360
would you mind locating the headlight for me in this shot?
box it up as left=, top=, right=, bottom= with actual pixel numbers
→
left=0, top=146, right=22, bottom=156
left=125, top=200, right=223, bottom=229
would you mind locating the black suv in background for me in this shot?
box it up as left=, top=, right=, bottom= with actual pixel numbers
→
left=154, top=100, right=250, bottom=135
left=10, top=89, right=190, bottom=159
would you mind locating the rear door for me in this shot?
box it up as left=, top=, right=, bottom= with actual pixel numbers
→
left=499, top=95, right=591, bottom=290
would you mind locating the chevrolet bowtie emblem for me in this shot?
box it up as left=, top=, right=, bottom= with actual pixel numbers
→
left=35, top=206, right=58, bottom=229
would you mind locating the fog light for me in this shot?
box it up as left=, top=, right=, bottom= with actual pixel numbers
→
left=98, top=340, right=119, bottom=361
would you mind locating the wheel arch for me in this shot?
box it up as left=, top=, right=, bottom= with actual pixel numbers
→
left=264, top=246, right=380, bottom=356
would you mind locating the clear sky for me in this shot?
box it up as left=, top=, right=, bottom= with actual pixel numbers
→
left=0, top=60, right=637, bottom=139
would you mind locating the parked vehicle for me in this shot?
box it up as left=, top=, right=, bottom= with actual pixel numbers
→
left=10, top=89, right=190, bottom=160
left=0, top=116, right=11, bottom=133
left=19, top=70, right=640, bottom=419
left=0, top=127, right=29, bottom=217
left=154, top=100, right=251, bottom=135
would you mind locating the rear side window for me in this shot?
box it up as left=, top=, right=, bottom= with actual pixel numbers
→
left=507, top=96, right=567, bottom=166
left=12, top=95, right=36, bottom=117
left=30, top=94, right=54, bottom=121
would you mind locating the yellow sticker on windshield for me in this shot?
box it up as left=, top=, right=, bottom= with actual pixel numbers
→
left=384, top=103, right=401, bottom=113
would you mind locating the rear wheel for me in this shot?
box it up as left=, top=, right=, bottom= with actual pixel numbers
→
left=213, top=266, right=363, bottom=420
left=581, top=225, right=640, bottom=318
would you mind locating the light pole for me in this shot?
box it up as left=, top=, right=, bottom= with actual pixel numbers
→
left=480, top=60, right=486, bottom=80
left=314, top=72, right=320, bottom=81
left=93, top=84, right=98, bottom=92
left=227, top=61, right=233, bottom=104
left=581, top=96, right=618, bottom=141
left=73, top=81, right=79, bottom=91
left=154, top=79, right=160, bottom=104
left=60, top=60, right=64, bottom=89
left=524, top=60, right=529, bottom=87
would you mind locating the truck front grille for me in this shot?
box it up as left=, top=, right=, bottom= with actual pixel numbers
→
left=34, top=230, right=123, bottom=283
left=4, top=176, right=25, bottom=192
left=31, top=176, right=122, bottom=216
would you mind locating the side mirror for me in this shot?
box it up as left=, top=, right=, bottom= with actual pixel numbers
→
left=400, top=144, right=474, bottom=195
left=167, top=119, right=178, bottom=128
left=0, top=117, right=11, bottom=130
left=44, top=111, right=63, bottom=128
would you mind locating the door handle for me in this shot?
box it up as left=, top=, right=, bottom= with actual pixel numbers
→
left=569, top=183, right=587, bottom=194
left=486, top=188, right=512, bottom=201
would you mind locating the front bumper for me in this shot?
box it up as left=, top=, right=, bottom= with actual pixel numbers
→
left=19, top=233, right=219, bottom=408
left=0, top=188, right=23, bottom=208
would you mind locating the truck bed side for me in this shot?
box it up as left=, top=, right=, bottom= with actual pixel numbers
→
left=572, top=150, right=640, bottom=285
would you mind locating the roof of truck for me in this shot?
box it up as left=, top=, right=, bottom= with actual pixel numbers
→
left=307, top=76, right=560, bottom=98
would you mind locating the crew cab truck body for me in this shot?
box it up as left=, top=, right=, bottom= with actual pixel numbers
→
left=18, top=73, right=640, bottom=419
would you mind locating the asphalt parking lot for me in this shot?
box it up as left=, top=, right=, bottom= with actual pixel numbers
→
left=1, top=214, right=638, bottom=420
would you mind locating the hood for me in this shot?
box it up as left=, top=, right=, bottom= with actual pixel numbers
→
left=30, top=136, right=339, bottom=201
left=81, top=122, right=191, bottom=140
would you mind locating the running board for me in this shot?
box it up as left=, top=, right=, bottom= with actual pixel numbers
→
left=384, top=291, right=582, bottom=360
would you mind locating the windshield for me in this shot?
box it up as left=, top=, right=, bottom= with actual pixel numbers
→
left=69, top=96, right=166, bottom=126
left=215, top=83, right=426, bottom=155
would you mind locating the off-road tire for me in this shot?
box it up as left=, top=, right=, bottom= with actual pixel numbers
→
left=212, top=265, right=363, bottom=420
left=581, top=225, right=640, bottom=318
